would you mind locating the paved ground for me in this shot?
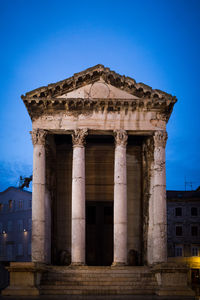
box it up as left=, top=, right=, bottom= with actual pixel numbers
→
left=0, top=295, right=197, bottom=300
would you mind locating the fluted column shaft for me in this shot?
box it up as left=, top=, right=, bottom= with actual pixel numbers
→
left=71, top=129, right=88, bottom=265
left=113, top=129, right=128, bottom=266
left=31, top=129, right=48, bottom=263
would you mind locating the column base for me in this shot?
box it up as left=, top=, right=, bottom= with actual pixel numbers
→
left=152, top=262, right=195, bottom=297
left=70, top=262, right=86, bottom=267
left=1, top=262, right=46, bottom=296
left=111, top=262, right=127, bottom=267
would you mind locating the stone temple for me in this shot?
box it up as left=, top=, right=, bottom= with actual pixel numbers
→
left=3, top=65, right=194, bottom=296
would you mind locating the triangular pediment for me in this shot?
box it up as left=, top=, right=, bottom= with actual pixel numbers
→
left=58, top=79, right=138, bottom=100
left=22, top=64, right=176, bottom=101
left=22, top=64, right=177, bottom=121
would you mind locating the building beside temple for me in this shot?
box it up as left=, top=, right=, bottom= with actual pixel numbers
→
left=167, top=188, right=200, bottom=293
left=0, top=187, right=32, bottom=291
left=0, top=187, right=32, bottom=262
left=2, top=65, right=195, bottom=296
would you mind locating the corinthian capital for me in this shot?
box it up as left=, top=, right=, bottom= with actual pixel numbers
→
left=153, top=131, right=168, bottom=148
left=114, top=129, right=128, bottom=147
left=30, top=129, right=47, bottom=145
left=72, top=129, right=88, bottom=147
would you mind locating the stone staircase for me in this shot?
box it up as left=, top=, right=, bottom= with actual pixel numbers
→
left=40, top=266, right=158, bottom=295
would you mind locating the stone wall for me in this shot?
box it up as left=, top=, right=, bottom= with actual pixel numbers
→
left=53, top=137, right=72, bottom=263
left=127, top=143, right=142, bottom=264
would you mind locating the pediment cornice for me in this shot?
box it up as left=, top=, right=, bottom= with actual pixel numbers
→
left=21, top=64, right=177, bottom=121
left=22, top=64, right=176, bottom=101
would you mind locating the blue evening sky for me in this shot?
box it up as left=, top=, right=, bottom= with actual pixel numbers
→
left=0, top=0, right=200, bottom=191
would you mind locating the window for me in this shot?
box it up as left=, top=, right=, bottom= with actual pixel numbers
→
left=9, top=200, right=12, bottom=210
left=191, top=246, right=199, bottom=256
left=18, top=200, right=23, bottom=209
left=175, top=207, right=182, bottom=216
left=176, top=225, right=183, bottom=236
left=17, top=219, right=23, bottom=232
left=175, top=245, right=183, bottom=256
left=191, top=226, right=198, bottom=236
left=17, top=243, right=23, bottom=256
left=191, top=207, right=198, bottom=216
left=0, top=203, right=3, bottom=212
left=7, top=221, right=13, bottom=232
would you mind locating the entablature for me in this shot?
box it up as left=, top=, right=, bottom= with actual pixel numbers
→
left=23, top=96, right=175, bottom=122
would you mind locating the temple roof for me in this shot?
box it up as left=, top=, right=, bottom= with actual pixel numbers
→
left=21, top=64, right=177, bottom=121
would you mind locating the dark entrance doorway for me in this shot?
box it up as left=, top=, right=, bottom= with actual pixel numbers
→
left=86, top=201, right=113, bottom=266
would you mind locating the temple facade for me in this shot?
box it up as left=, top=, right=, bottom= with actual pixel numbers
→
left=3, top=65, right=195, bottom=296
left=28, top=64, right=173, bottom=267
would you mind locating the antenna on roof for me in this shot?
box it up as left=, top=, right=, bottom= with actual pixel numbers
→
left=184, top=176, right=194, bottom=191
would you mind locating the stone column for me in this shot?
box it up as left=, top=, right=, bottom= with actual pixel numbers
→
left=113, top=129, right=128, bottom=266
left=143, top=137, right=154, bottom=265
left=31, top=129, right=48, bottom=263
left=71, top=129, right=88, bottom=265
left=148, top=130, right=168, bottom=264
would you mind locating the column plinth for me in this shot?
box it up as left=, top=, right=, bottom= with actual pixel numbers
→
left=71, top=129, right=88, bottom=265
left=112, top=129, right=128, bottom=266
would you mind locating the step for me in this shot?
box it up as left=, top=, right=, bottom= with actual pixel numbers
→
left=41, top=278, right=156, bottom=285
left=43, top=269, right=153, bottom=274
left=41, top=280, right=157, bottom=286
left=40, top=286, right=156, bottom=295
left=42, top=272, right=154, bottom=278
left=44, top=266, right=151, bottom=274
left=40, top=266, right=157, bottom=295
left=41, top=274, right=153, bottom=280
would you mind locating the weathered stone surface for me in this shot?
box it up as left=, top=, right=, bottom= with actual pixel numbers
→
left=71, top=129, right=87, bottom=265
left=32, top=139, right=46, bottom=263
left=31, top=129, right=51, bottom=264
left=113, top=130, right=128, bottom=265
left=7, top=65, right=193, bottom=297
left=39, top=265, right=158, bottom=295
left=59, top=80, right=138, bottom=100
left=153, top=263, right=195, bottom=296
left=22, top=65, right=177, bottom=123
left=2, top=262, right=45, bottom=296
left=146, top=131, right=168, bottom=265
left=32, top=111, right=167, bottom=133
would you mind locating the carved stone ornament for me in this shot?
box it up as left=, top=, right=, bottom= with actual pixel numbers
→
left=114, top=129, right=128, bottom=147
left=22, top=65, right=177, bottom=122
left=30, top=129, right=47, bottom=145
left=153, top=131, right=168, bottom=148
left=143, top=137, right=154, bottom=162
left=72, top=129, right=88, bottom=147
